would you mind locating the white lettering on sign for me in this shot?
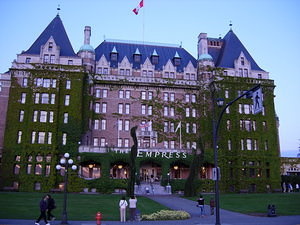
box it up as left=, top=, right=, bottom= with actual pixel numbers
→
left=136, top=150, right=188, bottom=159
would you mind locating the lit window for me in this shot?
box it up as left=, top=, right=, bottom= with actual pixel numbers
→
left=185, top=108, right=190, bottom=117
left=94, top=120, right=99, bottom=130
left=241, top=139, right=244, bottom=150
left=164, top=141, right=168, bottom=149
left=35, top=164, right=42, bottom=175
left=192, top=123, right=197, bottom=133
left=48, top=132, right=52, bottom=144
left=228, top=140, right=232, bottom=150
left=118, top=138, right=122, bottom=147
left=170, top=141, right=175, bottom=149
left=34, top=93, right=40, bottom=104
left=21, top=93, right=26, bottom=104
left=118, top=120, right=123, bottom=131
left=95, top=89, right=101, bottom=98
left=185, top=94, right=189, bottom=102
left=17, top=131, right=22, bottom=144
left=102, top=89, right=108, bottom=98
left=95, top=103, right=100, bottom=113
left=148, top=91, right=153, bottom=100
left=101, top=119, right=106, bottom=130
left=118, top=104, right=123, bottom=114
left=141, top=105, right=146, bottom=114
left=246, top=139, right=252, bottom=150
left=164, top=122, right=168, bottom=133
left=170, top=123, right=174, bottom=132
left=40, top=111, right=47, bottom=123
left=119, top=90, right=124, bottom=98
left=52, top=79, right=57, bottom=88
left=102, top=103, right=107, bottom=113
left=62, top=133, right=67, bottom=145
left=125, top=104, right=130, bottom=114
left=31, top=131, right=36, bottom=144
left=125, top=120, right=130, bottom=131
left=93, top=138, right=99, bottom=146
left=50, top=94, right=55, bottom=104
left=100, top=138, right=106, bottom=147
left=125, top=90, right=131, bottom=99
left=191, top=94, right=196, bottom=103
left=164, top=106, right=168, bottom=116
left=19, top=110, right=24, bottom=122
left=49, top=111, right=54, bottom=123
left=64, top=113, right=68, bottom=123
left=186, top=123, right=190, bottom=133
left=38, top=132, right=46, bottom=144
left=163, top=93, right=168, bottom=101
left=192, top=109, right=196, bottom=117
left=170, top=107, right=174, bottom=117
left=23, top=78, right=28, bottom=87
left=148, top=105, right=152, bottom=115
left=43, top=79, right=51, bottom=88
left=141, top=91, right=146, bottom=100
left=66, top=80, right=71, bottom=89
left=41, top=93, right=49, bottom=104
left=124, top=139, right=129, bottom=147
left=170, top=93, right=175, bottom=101
left=225, top=90, right=229, bottom=99
left=64, top=95, right=70, bottom=106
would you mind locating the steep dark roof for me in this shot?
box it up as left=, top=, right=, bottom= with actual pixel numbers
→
left=95, top=41, right=197, bottom=72
left=209, top=30, right=264, bottom=71
left=24, top=15, right=76, bottom=57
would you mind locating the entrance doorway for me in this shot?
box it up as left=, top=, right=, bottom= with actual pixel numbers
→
left=139, top=161, right=162, bottom=183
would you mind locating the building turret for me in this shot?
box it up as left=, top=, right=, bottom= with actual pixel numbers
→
left=78, top=26, right=95, bottom=72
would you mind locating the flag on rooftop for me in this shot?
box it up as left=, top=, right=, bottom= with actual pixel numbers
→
left=133, top=0, right=144, bottom=15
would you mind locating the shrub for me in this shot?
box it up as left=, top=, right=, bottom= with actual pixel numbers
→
left=141, top=209, right=190, bottom=220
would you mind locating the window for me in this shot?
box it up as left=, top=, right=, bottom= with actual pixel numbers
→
left=45, top=165, right=51, bottom=176
left=19, top=110, right=24, bottom=122
left=186, top=123, right=190, bottom=133
left=22, top=78, right=28, bottom=87
left=100, top=138, right=106, bottom=147
left=241, top=139, right=244, bottom=150
left=43, top=54, right=49, bottom=63
left=246, top=139, right=252, bottom=150
left=241, top=57, right=245, bottom=65
left=191, top=94, right=196, bottom=103
left=41, top=93, right=49, bottom=104
left=170, top=122, right=175, bottom=132
left=101, top=119, right=106, bottom=130
left=49, top=111, right=54, bottom=123
left=148, top=92, right=153, bottom=100
left=124, top=139, right=129, bottom=147
left=119, top=90, right=124, bottom=98
left=14, top=164, right=20, bottom=175
left=134, top=54, right=141, bottom=62
left=95, top=89, right=101, bottom=98
left=125, top=90, right=130, bottom=99
left=170, top=93, right=175, bottom=102
left=103, top=68, right=108, bottom=74
left=66, top=80, right=71, bottom=89
left=141, top=105, right=146, bottom=114
left=244, top=69, right=248, bottom=77
left=164, top=106, right=168, bottom=116
left=93, top=138, right=99, bottom=146
left=68, top=60, right=73, bottom=65
left=227, top=120, right=231, bottom=130
left=102, top=89, right=108, bottom=98
left=125, top=104, right=130, bottom=114
left=102, top=103, right=107, bottom=113
left=192, top=123, right=197, bottom=133
left=164, top=122, right=168, bottom=132
left=35, top=164, right=42, bottom=175
left=64, top=95, right=70, bottom=106
left=192, top=109, right=196, bottom=117
left=95, top=103, right=100, bottom=113
left=48, top=42, right=53, bottom=51
left=21, top=93, right=26, bottom=104
left=125, top=120, right=130, bottom=131
left=185, top=94, right=189, bottom=102
left=170, top=141, right=175, bottom=149
left=48, top=132, right=52, bottom=144
left=118, top=120, right=123, bottom=131
left=64, top=113, right=68, bottom=123
left=27, top=164, right=32, bottom=174
left=170, top=107, right=174, bottom=117
left=38, top=132, right=46, bottom=144
left=40, top=111, right=47, bottom=123
left=163, top=93, right=168, bottom=101
left=43, top=79, right=51, bottom=88
left=118, top=104, right=123, bottom=114
left=258, top=74, right=262, bottom=79
left=31, top=131, right=36, bottom=144
left=141, top=91, right=146, bottom=100
left=225, top=90, right=229, bottom=99
left=94, top=120, right=99, bottom=130
left=62, top=133, right=67, bottom=145
left=148, top=105, right=153, bottom=115
left=50, top=94, right=55, bottom=104
left=185, top=108, right=190, bottom=117
left=228, top=139, right=232, bottom=150
left=163, top=141, right=168, bottom=149
left=264, top=140, right=268, bottom=150
left=34, top=93, right=40, bottom=104
left=118, top=138, right=122, bottom=147
left=25, top=57, right=31, bottom=63
left=17, top=131, right=22, bottom=144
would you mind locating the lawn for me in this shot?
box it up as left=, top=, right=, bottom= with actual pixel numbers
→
left=187, top=192, right=300, bottom=216
left=0, top=192, right=168, bottom=221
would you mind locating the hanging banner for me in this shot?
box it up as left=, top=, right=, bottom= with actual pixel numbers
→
left=253, top=88, right=263, bottom=115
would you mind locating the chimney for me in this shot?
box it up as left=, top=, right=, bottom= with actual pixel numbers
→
left=84, top=26, right=91, bottom=45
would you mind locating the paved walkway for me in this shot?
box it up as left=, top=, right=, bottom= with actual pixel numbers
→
left=0, top=195, right=299, bottom=225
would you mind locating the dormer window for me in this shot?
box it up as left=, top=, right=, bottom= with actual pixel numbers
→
left=151, top=49, right=159, bottom=64
left=134, top=48, right=141, bottom=63
left=110, top=46, right=118, bottom=61
left=173, top=51, right=181, bottom=66
left=48, top=42, right=53, bottom=51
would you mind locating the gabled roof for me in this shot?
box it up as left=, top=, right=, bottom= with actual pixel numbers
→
left=94, top=40, right=197, bottom=72
left=24, top=15, right=76, bottom=57
left=209, top=30, right=264, bottom=71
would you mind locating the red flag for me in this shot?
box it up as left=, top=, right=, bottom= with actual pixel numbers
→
left=133, top=0, right=144, bottom=15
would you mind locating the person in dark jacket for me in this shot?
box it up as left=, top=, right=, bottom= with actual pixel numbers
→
left=46, top=194, right=56, bottom=221
left=35, top=195, right=50, bottom=225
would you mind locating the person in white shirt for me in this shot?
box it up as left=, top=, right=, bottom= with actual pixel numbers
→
left=119, top=196, right=128, bottom=222
left=129, top=195, right=137, bottom=221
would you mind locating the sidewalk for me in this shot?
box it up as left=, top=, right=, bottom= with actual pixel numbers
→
left=0, top=195, right=299, bottom=225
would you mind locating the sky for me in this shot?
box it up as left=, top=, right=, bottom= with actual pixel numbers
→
left=0, top=0, right=299, bottom=157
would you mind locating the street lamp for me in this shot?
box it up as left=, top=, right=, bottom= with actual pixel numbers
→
left=56, top=153, right=77, bottom=225
left=210, top=80, right=261, bottom=225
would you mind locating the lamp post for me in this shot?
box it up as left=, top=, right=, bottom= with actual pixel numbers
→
left=56, top=153, right=77, bottom=225
left=210, top=80, right=261, bottom=225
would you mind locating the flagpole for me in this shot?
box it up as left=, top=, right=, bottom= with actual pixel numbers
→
left=179, top=122, right=182, bottom=149
left=142, top=0, right=145, bottom=43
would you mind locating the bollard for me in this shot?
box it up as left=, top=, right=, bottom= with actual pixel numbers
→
left=96, top=211, right=102, bottom=225
left=267, top=204, right=276, bottom=217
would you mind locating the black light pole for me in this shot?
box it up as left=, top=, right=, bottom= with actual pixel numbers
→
left=56, top=153, right=77, bottom=225
left=211, top=81, right=261, bottom=225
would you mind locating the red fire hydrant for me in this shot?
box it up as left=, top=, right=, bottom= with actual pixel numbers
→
left=96, top=211, right=102, bottom=225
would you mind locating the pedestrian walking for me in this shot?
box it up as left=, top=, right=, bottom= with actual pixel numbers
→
left=129, top=195, right=137, bottom=221
left=197, top=195, right=205, bottom=217
left=46, top=194, right=56, bottom=221
left=119, top=196, right=128, bottom=222
left=35, top=195, right=50, bottom=225
left=210, top=198, right=215, bottom=215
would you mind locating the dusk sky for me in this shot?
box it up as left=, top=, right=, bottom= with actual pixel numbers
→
left=1, top=0, right=299, bottom=157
